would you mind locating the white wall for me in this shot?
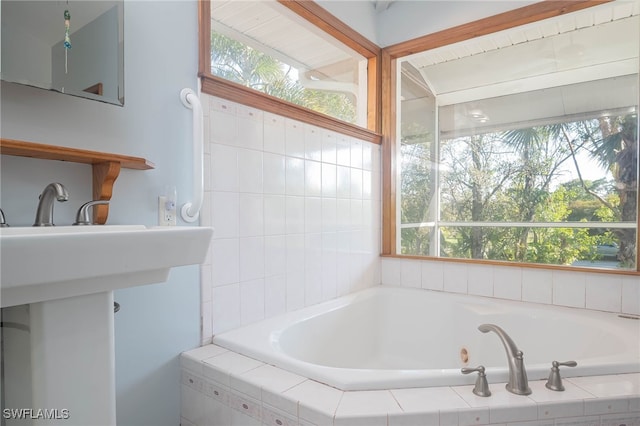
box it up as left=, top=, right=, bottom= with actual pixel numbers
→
left=200, top=95, right=382, bottom=339
left=0, top=1, right=201, bottom=425
left=316, top=0, right=379, bottom=45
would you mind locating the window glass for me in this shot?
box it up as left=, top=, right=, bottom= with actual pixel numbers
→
left=398, top=6, right=639, bottom=270
left=210, top=0, right=368, bottom=126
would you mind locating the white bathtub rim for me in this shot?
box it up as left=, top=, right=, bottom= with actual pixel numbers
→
left=212, top=285, right=640, bottom=391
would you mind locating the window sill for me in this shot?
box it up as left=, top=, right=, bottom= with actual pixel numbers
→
left=200, top=74, right=382, bottom=145
left=381, top=254, right=640, bottom=276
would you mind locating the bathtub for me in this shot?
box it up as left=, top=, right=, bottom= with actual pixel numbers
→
left=212, top=286, right=640, bottom=391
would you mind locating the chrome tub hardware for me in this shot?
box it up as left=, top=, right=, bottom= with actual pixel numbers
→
left=545, top=360, right=577, bottom=391
left=478, top=323, right=531, bottom=395
left=461, top=365, right=491, bottom=397
left=74, top=200, right=110, bottom=225
left=0, top=208, right=8, bottom=227
left=33, top=182, right=68, bottom=226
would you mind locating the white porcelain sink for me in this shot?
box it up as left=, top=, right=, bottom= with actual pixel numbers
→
left=0, top=225, right=213, bottom=307
left=1, top=224, right=213, bottom=425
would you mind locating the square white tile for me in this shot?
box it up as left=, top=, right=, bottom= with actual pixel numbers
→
left=553, top=271, right=586, bottom=308
left=285, top=157, right=305, bottom=196
left=263, top=153, right=286, bottom=195
left=467, top=264, right=494, bottom=297
left=238, top=148, right=263, bottom=194
left=381, top=258, right=402, bottom=286
left=493, top=266, right=522, bottom=301
left=239, top=193, right=264, bottom=237
left=285, top=119, right=305, bottom=158
left=421, top=260, right=444, bottom=291
left=522, top=268, right=553, bottom=304
left=586, top=274, right=622, bottom=312
left=443, top=262, right=468, bottom=294
left=240, top=278, right=265, bottom=325
left=239, top=237, right=264, bottom=282
left=401, top=259, right=422, bottom=288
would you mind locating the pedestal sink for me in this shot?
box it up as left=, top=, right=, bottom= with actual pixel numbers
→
left=0, top=225, right=213, bottom=425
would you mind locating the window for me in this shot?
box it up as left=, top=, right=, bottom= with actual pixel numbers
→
left=394, top=3, right=639, bottom=271
left=199, top=0, right=381, bottom=141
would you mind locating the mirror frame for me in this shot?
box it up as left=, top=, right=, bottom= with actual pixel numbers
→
left=379, top=0, right=640, bottom=275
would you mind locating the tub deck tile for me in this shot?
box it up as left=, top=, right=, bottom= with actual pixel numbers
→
left=180, top=344, right=229, bottom=374
left=282, top=379, right=343, bottom=425
left=439, top=409, right=460, bottom=426
left=202, top=350, right=264, bottom=386
left=600, top=412, right=640, bottom=426
left=458, top=406, right=490, bottom=425
left=387, top=411, right=439, bottom=426
left=334, top=390, right=402, bottom=426
left=566, top=373, right=640, bottom=398
left=451, top=384, right=538, bottom=408
left=527, top=379, right=595, bottom=403
left=234, top=363, right=307, bottom=413
left=453, top=384, right=538, bottom=424
left=536, top=400, right=585, bottom=420
left=182, top=344, right=640, bottom=426
left=583, top=396, right=635, bottom=416
left=488, top=403, right=537, bottom=424
left=391, top=387, right=469, bottom=412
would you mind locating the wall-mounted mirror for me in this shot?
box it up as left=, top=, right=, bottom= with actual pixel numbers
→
left=1, top=0, right=124, bottom=106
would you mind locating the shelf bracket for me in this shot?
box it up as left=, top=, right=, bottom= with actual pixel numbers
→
left=92, top=161, right=121, bottom=224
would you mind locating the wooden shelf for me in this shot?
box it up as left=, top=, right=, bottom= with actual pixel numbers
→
left=0, top=139, right=155, bottom=224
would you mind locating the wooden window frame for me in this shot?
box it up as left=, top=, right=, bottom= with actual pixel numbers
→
left=198, top=0, right=382, bottom=144
left=380, top=0, right=640, bottom=275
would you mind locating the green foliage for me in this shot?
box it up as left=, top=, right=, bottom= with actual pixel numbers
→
left=210, top=32, right=356, bottom=123
left=402, top=114, right=637, bottom=269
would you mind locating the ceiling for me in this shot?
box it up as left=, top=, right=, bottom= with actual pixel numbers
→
left=372, top=1, right=396, bottom=12
left=212, top=0, right=363, bottom=79
left=406, top=0, right=639, bottom=104
left=399, top=1, right=639, bottom=137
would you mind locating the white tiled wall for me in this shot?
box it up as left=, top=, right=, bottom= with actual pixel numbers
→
left=200, top=94, right=382, bottom=340
left=382, top=258, right=640, bottom=316
left=197, top=94, right=639, bottom=342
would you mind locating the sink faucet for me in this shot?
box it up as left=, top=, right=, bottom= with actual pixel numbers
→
left=478, top=323, right=531, bottom=395
left=34, top=182, right=69, bottom=226
left=0, top=208, right=8, bottom=227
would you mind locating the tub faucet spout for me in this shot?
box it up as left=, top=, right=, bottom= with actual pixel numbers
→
left=478, top=323, right=531, bottom=395
left=34, top=182, right=69, bottom=226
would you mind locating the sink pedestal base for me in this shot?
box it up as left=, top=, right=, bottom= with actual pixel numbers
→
left=30, top=291, right=116, bottom=425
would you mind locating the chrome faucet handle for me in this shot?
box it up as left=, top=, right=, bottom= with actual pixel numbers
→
left=545, top=360, right=577, bottom=391
left=73, top=200, right=110, bottom=225
left=461, top=365, right=491, bottom=397
left=0, top=208, right=8, bottom=227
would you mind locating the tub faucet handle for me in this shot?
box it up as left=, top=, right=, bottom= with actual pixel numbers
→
left=461, top=365, right=491, bottom=397
left=545, top=360, right=577, bottom=391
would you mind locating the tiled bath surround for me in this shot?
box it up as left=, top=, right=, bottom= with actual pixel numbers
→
left=193, top=94, right=640, bottom=426
left=381, top=258, right=640, bottom=316
left=199, top=94, right=382, bottom=341
left=181, top=345, right=640, bottom=426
